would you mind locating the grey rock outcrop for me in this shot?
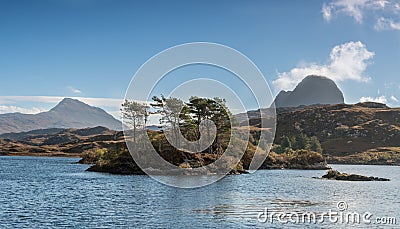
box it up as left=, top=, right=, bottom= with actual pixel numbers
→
left=272, top=75, right=344, bottom=108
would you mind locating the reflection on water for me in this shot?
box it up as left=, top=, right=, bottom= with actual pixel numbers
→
left=0, top=156, right=398, bottom=228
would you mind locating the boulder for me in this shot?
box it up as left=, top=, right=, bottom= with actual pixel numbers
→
left=321, top=169, right=390, bottom=181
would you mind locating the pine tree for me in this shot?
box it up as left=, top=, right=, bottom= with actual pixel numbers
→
left=121, top=100, right=149, bottom=145
left=281, top=136, right=292, bottom=150
left=309, top=136, right=323, bottom=153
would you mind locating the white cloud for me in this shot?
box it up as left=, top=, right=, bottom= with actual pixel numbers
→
left=322, top=0, right=369, bottom=23
left=375, top=17, right=400, bottom=31
left=376, top=0, right=389, bottom=8
left=68, top=86, right=82, bottom=94
left=322, top=3, right=333, bottom=21
left=0, top=105, right=46, bottom=114
left=322, top=0, right=400, bottom=30
left=0, top=96, right=123, bottom=108
left=396, top=3, right=400, bottom=10
left=75, top=97, right=124, bottom=108
left=390, top=95, right=399, bottom=102
left=0, top=96, right=62, bottom=105
left=359, top=95, right=387, bottom=103
left=108, top=110, right=122, bottom=120
left=273, top=41, right=374, bottom=91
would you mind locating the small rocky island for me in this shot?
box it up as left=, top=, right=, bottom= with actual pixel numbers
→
left=320, top=169, right=390, bottom=181
left=80, top=147, right=329, bottom=175
left=77, top=96, right=331, bottom=175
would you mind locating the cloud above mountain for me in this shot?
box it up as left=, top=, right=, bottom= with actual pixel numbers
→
left=68, top=86, right=82, bottom=94
left=359, top=95, right=387, bottom=104
left=273, top=41, right=374, bottom=91
left=0, top=105, right=46, bottom=114
left=0, top=96, right=123, bottom=108
left=391, top=96, right=399, bottom=103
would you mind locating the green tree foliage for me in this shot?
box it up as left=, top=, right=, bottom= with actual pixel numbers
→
left=281, top=136, right=292, bottom=149
left=186, top=96, right=231, bottom=153
left=151, top=95, right=190, bottom=148
left=124, top=96, right=234, bottom=155
left=121, top=100, right=149, bottom=144
left=309, top=136, right=323, bottom=153
left=273, top=134, right=323, bottom=154
left=293, top=133, right=311, bottom=150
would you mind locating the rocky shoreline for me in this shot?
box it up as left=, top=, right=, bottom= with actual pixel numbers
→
left=260, top=161, right=330, bottom=170
left=79, top=148, right=330, bottom=175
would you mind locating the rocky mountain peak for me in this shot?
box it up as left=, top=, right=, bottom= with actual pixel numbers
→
left=272, top=75, right=344, bottom=108
left=0, top=98, right=122, bottom=134
left=50, top=98, right=97, bottom=112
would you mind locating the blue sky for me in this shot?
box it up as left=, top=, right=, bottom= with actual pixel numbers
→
left=0, top=0, right=399, bottom=118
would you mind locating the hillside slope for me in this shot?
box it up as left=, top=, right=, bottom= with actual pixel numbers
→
left=240, top=102, right=400, bottom=165
left=0, top=98, right=122, bottom=134
left=0, top=126, right=123, bottom=156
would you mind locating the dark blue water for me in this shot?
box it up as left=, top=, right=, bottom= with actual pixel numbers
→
left=0, top=156, right=399, bottom=228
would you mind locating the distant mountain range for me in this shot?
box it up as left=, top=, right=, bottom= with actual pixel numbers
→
left=2, top=102, right=399, bottom=166
left=0, top=98, right=122, bottom=134
left=272, top=75, right=344, bottom=108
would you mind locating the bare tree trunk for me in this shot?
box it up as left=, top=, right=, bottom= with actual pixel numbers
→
left=133, top=119, right=137, bottom=146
